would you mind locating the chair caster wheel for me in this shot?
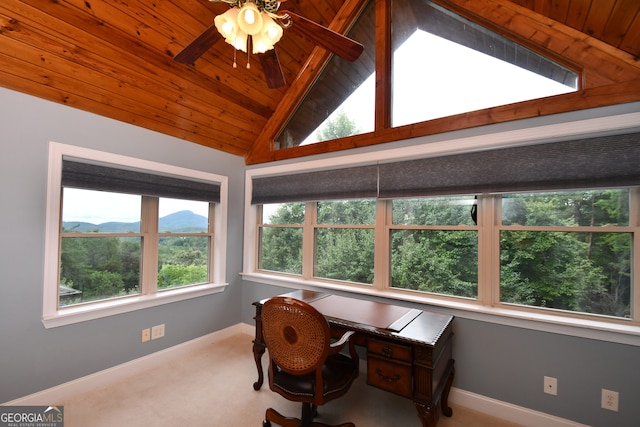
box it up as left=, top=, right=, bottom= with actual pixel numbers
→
left=263, top=421, right=271, bottom=427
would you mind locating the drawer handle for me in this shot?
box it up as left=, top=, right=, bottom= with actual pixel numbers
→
left=381, top=346, right=393, bottom=358
left=375, top=369, right=401, bottom=383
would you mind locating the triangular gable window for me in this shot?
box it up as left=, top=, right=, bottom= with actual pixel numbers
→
left=275, top=0, right=578, bottom=150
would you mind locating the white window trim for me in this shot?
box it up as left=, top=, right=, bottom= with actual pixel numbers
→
left=243, top=107, right=640, bottom=346
left=43, top=142, right=229, bottom=328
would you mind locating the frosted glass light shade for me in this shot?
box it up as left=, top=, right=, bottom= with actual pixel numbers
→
left=214, top=8, right=240, bottom=40
left=230, top=29, right=248, bottom=52
left=252, top=14, right=283, bottom=53
left=237, top=2, right=263, bottom=35
left=262, top=14, right=283, bottom=45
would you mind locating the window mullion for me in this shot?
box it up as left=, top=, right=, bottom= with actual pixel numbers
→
left=208, top=202, right=215, bottom=283
left=374, top=199, right=390, bottom=290
left=140, top=196, right=159, bottom=294
left=632, top=188, right=640, bottom=323
left=254, top=205, right=263, bottom=272
left=302, top=201, right=316, bottom=279
left=477, top=194, right=498, bottom=306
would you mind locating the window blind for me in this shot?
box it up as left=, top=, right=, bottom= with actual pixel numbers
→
left=378, top=132, right=640, bottom=198
left=62, top=160, right=221, bottom=203
left=251, top=132, right=640, bottom=203
left=251, top=164, right=378, bottom=204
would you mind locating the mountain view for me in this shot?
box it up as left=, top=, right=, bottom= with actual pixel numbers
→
left=62, top=210, right=207, bottom=232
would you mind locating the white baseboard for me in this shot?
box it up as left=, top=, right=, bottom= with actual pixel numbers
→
left=4, top=324, right=245, bottom=406
left=6, top=324, right=587, bottom=427
left=449, top=388, right=590, bottom=427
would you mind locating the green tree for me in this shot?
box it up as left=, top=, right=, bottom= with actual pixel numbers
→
left=315, top=228, right=375, bottom=283
left=158, top=264, right=207, bottom=289
left=316, top=109, right=359, bottom=142
left=391, top=230, right=477, bottom=298
left=83, top=270, right=126, bottom=301
left=260, top=203, right=305, bottom=274
left=390, top=198, right=477, bottom=297
left=500, top=190, right=630, bottom=316
left=315, top=200, right=376, bottom=283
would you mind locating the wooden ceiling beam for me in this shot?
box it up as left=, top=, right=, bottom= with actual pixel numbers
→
left=245, top=0, right=370, bottom=164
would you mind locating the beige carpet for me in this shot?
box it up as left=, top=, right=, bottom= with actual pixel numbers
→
left=60, top=333, right=520, bottom=427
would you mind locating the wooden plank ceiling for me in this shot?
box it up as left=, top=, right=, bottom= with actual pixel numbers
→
left=0, top=0, right=639, bottom=164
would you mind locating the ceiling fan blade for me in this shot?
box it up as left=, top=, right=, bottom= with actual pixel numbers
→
left=260, top=50, right=286, bottom=89
left=174, top=23, right=221, bottom=64
left=286, top=11, right=364, bottom=62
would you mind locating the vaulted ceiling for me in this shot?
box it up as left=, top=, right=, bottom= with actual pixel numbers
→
left=1, top=0, right=639, bottom=164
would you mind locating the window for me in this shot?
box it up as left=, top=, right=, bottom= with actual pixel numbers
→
left=275, top=0, right=376, bottom=149
left=499, top=189, right=632, bottom=318
left=315, top=199, right=376, bottom=284
left=275, top=0, right=578, bottom=149
left=60, top=189, right=143, bottom=306
left=44, top=143, right=228, bottom=327
left=390, top=196, right=478, bottom=298
left=258, top=199, right=376, bottom=284
left=252, top=191, right=636, bottom=322
left=245, top=128, right=640, bottom=331
left=259, top=203, right=305, bottom=275
left=390, top=0, right=577, bottom=127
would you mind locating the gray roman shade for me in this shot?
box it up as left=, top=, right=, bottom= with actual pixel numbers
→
left=251, top=164, right=379, bottom=204
left=62, top=159, right=221, bottom=203
left=378, top=132, right=640, bottom=198
left=251, top=132, right=640, bottom=203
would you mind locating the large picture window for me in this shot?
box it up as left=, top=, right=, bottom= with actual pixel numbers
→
left=253, top=190, right=636, bottom=321
left=44, top=143, right=228, bottom=327
left=245, top=129, right=640, bottom=331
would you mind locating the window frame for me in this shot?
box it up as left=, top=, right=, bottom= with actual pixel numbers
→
left=43, top=142, right=229, bottom=328
left=243, top=109, right=640, bottom=346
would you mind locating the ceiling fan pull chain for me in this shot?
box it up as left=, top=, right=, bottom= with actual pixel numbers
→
left=233, top=49, right=238, bottom=69
left=246, top=40, right=251, bottom=69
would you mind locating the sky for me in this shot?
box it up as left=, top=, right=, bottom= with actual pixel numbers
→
left=62, top=188, right=209, bottom=224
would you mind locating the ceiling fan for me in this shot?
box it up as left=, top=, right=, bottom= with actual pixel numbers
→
left=174, top=0, right=364, bottom=89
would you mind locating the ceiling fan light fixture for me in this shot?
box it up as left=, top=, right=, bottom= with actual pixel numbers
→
left=237, top=2, right=263, bottom=35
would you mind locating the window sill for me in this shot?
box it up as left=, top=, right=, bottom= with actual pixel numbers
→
left=241, top=272, right=640, bottom=347
left=42, top=282, right=228, bottom=329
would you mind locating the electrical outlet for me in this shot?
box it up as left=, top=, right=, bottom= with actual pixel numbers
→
left=151, top=324, right=165, bottom=340
left=544, top=376, right=558, bottom=396
left=601, top=389, right=619, bottom=412
left=141, top=328, right=151, bottom=343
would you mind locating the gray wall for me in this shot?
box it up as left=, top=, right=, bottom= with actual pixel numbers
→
left=0, top=87, right=245, bottom=403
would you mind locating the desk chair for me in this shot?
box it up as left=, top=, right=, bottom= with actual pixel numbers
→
left=261, top=296, right=360, bottom=427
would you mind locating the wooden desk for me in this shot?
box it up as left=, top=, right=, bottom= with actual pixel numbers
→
left=252, top=290, right=455, bottom=427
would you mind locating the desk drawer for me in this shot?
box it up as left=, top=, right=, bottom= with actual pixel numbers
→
left=367, top=356, right=412, bottom=398
left=368, top=338, right=411, bottom=362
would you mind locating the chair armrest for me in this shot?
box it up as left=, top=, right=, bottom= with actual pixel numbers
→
left=329, top=330, right=356, bottom=355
